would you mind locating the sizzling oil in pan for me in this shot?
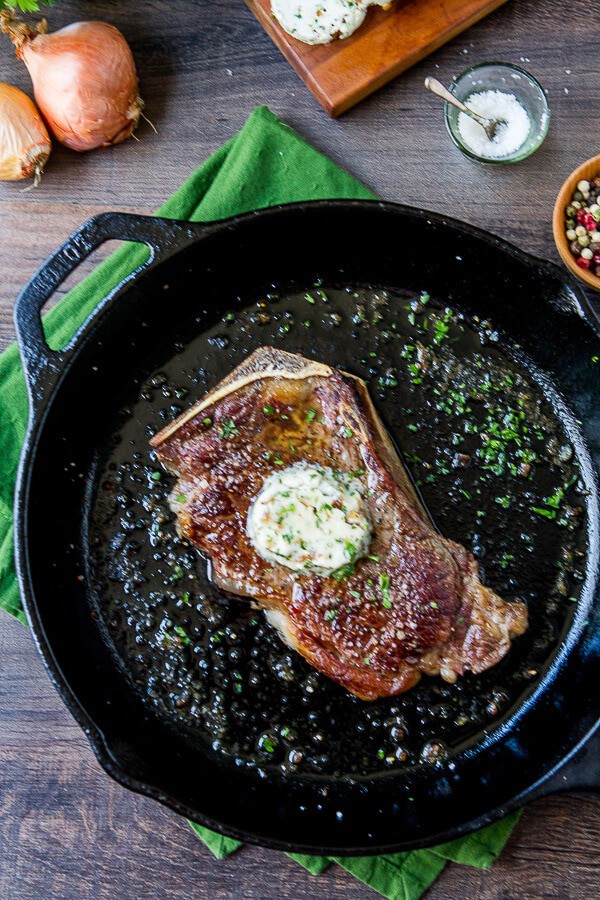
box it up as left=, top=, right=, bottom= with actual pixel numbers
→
left=89, top=285, right=587, bottom=777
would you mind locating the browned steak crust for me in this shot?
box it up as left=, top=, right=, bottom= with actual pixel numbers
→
left=151, top=347, right=527, bottom=700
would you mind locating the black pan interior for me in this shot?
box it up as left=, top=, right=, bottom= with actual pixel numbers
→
left=20, top=204, right=600, bottom=852
left=89, top=281, right=585, bottom=777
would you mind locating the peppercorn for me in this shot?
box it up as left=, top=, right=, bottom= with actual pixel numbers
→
left=565, top=174, right=600, bottom=278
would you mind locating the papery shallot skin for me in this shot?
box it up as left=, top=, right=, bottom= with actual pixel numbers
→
left=0, top=82, right=51, bottom=182
left=151, top=347, right=527, bottom=701
left=6, top=19, right=142, bottom=151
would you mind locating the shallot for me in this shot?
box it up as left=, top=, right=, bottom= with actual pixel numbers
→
left=0, top=13, right=144, bottom=152
left=0, top=82, right=51, bottom=185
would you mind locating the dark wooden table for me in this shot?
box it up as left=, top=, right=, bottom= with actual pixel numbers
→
left=1, top=1, right=599, bottom=897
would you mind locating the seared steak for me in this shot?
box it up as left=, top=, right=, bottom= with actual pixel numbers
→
left=150, top=347, right=527, bottom=700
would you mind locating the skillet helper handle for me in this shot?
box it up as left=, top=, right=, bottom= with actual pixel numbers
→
left=14, top=212, right=186, bottom=413
left=541, top=725, right=600, bottom=795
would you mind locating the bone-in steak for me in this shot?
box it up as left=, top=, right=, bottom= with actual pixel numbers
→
left=150, top=347, right=527, bottom=700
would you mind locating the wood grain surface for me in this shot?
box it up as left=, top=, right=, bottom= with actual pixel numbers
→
left=0, top=0, right=599, bottom=898
left=244, top=0, right=509, bottom=116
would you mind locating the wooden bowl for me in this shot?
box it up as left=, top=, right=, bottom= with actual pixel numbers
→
left=553, top=154, right=600, bottom=292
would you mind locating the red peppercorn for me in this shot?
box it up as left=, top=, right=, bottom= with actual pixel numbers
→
left=576, top=208, right=587, bottom=222
left=577, top=257, right=591, bottom=269
left=594, top=254, right=600, bottom=266
left=586, top=217, right=597, bottom=231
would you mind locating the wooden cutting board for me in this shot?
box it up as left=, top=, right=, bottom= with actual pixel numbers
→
left=244, top=0, right=509, bottom=116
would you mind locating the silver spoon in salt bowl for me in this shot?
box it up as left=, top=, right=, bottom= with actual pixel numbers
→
left=424, top=76, right=506, bottom=141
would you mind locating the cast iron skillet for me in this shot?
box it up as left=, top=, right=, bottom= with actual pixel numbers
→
left=13, top=201, right=600, bottom=855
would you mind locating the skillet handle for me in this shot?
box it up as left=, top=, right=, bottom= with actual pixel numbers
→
left=14, top=212, right=196, bottom=414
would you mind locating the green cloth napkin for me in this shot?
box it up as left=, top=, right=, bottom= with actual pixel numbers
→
left=0, top=105, right=521, bottom=899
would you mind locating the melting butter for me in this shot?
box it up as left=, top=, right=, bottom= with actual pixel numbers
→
left=247, top=461, right=372, bottom=576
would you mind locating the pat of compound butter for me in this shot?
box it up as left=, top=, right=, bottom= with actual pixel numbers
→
left=271, top=0, right=391, bottom=45
left=247, top=461, right=371, bottom=576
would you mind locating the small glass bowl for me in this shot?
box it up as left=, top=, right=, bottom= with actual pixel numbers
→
left=444, top=62, right=550, bottom=164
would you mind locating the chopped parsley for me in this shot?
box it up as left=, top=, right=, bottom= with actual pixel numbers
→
left=531, top=506, right=557, bottom=520
left=380, top=573, right=391, bottom=607
left=174, top=625, right=190, bottom=645
left=219, top=418, right=239, bottom=439
left=332, top=563, right=355, bottom=581
left=345, top=540, right=358, bottom=559
left=432, top=308, right=453, bottom=345
left=544, top=487, right=565, bottom=509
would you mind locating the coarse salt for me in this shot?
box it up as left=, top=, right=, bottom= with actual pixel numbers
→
left=457, top=90, right=531, bottom=159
